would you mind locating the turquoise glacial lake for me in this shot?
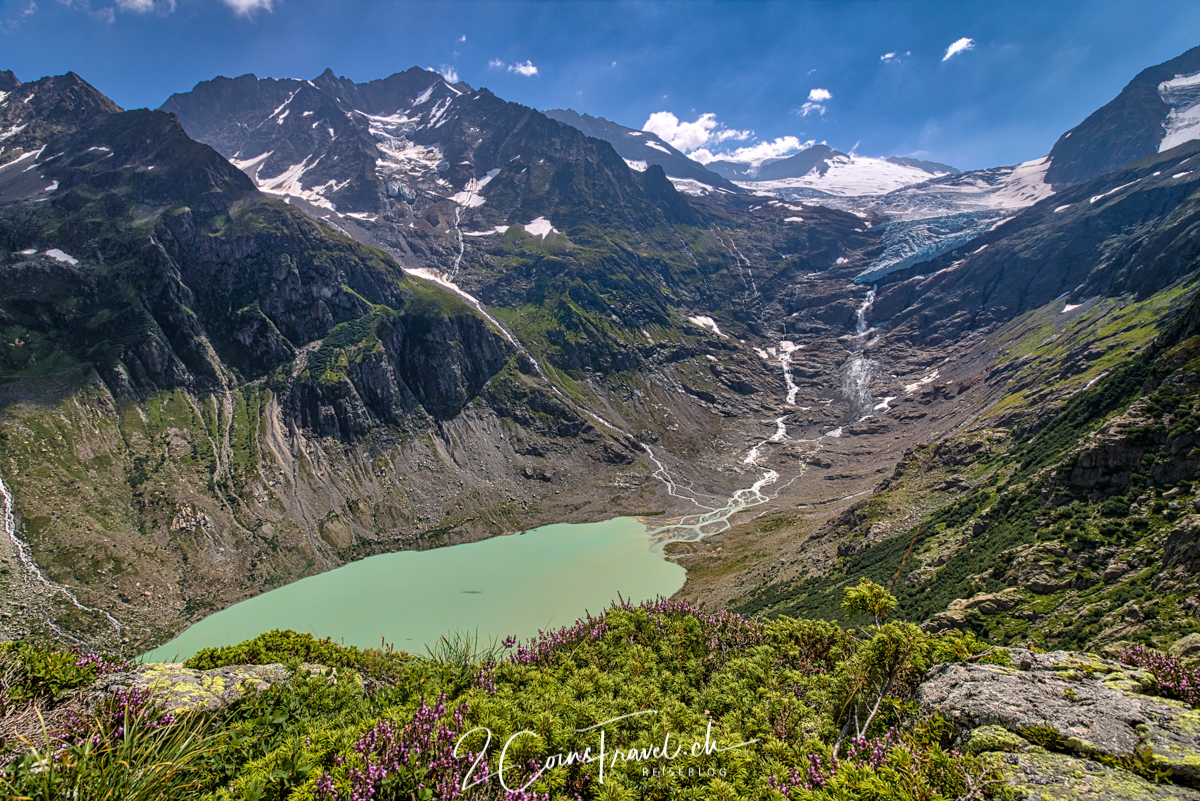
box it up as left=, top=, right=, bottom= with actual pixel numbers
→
left=144, top=517, right=683, bottom=662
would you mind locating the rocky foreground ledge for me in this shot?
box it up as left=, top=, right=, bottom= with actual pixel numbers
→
left=80, top=648, right=1200, bottom=800
left=918, top=649, right=1200, bottom=800
left=87, top=661, right=353, bottom=713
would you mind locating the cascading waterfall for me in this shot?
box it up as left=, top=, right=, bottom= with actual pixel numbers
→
left=855, top=287, right=876, bottom=338
left=718, top=228, right=764, bottom=322
left=778, top=340, right=800, bottom=405
left=0, top=468, right=123, bottom=634
left=844, top=286, right=880, bottom=415
left=449, top=202, right=466, bottom=279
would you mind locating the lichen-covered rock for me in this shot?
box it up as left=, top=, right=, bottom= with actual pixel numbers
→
left=87, top=662, right=352, bottom=713
left=965, top=724, right=1029, bottom=755
left=918, top=650, right=1200, bottom=792
left=981, top=748, right=1200, bottom=801
left=1170, top=633, right=1200, bottom=668
left=918, top=660, right=1147, bottom=756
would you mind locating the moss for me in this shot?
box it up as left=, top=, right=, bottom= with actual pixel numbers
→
left=984, top=748, right=1175, bottom=800
left=966, top=724, right=1030, bottom=755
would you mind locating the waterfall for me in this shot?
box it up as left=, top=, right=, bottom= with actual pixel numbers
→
left=778, top=340, right=800, bottom=405
left=845, top=286, right=880, bottom=415
left=0, top=468, right=123, bottom=634
left=855, top=287, right=876, bottom=337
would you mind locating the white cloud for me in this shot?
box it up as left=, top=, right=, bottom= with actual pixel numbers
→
left=642, top=111, right=750, bottom=153
left=943, top=37, right=975, bottom=61
left=458, top=34, right=466, bottom=42
left=222, top=0, right=272, bottom=17
left=438, top=65, right=459, bottom=83
left=691, top=136, right=812, bottom=168
left=21, top=0, right=36, bottom=15
left=799, top=87, right=831, bottom=117
left=881, top=52, right=896, bottom=62
left=642, top=111, right=808, bottom=169
left=119, top=0, right=177, bottom=11
left=488, top=59, right=539, bottom=77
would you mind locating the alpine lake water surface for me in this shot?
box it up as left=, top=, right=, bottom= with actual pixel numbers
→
left=144, top=517, right=684, bottom=662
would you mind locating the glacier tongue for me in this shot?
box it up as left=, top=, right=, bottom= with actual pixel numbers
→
left=750, top=156, right=1054, bottom=284
left=854, top=209, right=1007, bottom=284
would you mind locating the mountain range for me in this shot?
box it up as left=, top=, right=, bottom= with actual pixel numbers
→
left=1, top=42, right=1200, bottom=689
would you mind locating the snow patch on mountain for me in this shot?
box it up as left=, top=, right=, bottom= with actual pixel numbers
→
left=1159, top=71, right=1200, bottom=152
left=44, top=249, right=78, bottom=265
left=523, top=217, right=558, bottom=237
left=0, top=122, right=27, bottom=142
left=464, top=225, right=510, bottom=237
left=668, top=177, right=732, bottom=196
left=687, top=315, right=728, bottom=338
left=413, top=83, right=438, bottom=106
left=235, top=153, right=344, bottom=211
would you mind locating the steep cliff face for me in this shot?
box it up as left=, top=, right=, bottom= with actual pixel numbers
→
left=0, top=83, right=665, bottom=651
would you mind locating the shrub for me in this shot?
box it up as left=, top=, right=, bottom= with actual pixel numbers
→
left=0, top=643, right=127, bottom=707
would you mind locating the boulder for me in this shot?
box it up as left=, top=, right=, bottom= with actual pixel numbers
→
left=1170, top=633, right=1200, bottom=668
left=917, top=650, right=1200, bottom=793
left=87, top=662, right=354, bottom=713
left=982, top=749, right=1200, bottom=801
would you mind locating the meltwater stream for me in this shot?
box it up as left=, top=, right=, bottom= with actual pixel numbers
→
left=0, top=468, right=123, bottom=638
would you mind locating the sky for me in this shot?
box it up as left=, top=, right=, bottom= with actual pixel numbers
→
left=3, top=0, right=1200, bottom=171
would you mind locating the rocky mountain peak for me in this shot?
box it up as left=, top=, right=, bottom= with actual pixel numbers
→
left=0, top=69, right=123, bottom=163
left=541, top=107, right=741, bottom=193
left=1045, top=43, right=1200, bottom=188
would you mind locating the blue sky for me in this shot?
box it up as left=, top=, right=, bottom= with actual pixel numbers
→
left=3, top=0, right=1199, bottom=170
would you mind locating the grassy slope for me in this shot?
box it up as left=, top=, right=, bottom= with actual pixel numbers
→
left=731, top=279, right=1200, bottom=652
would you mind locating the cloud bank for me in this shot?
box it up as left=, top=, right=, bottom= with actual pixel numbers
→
left=642, top=111, right=810, bottom=168
left=642, top=111, right=750, bottom=153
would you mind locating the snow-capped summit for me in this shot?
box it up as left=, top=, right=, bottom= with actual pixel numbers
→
left=739, top=152, right=958, bottom=197
left=704, top=143, right=957, bottom=196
